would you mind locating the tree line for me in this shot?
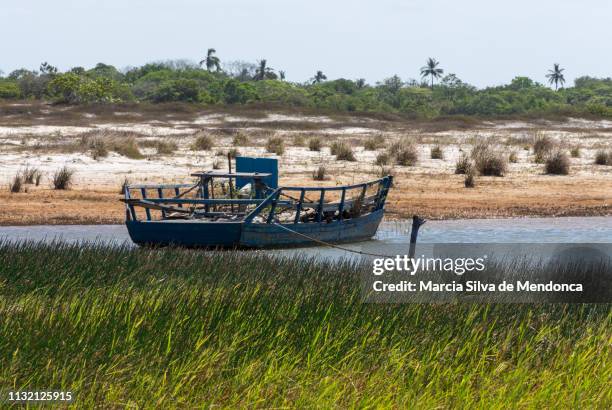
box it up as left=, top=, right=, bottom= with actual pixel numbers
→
left=0, top=50, right=610, bottom=118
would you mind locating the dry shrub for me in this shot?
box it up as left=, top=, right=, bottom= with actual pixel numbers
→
left=594, top=150, right=611, bottom=165
left=90, top=139, right=108, bottom=160
left=52, top=166, right=75, bottom=190
left=111, top=137, right=143, bottom=159
left=312, top=166, right=327, bottom=181
left=545, top=151, right=570, bottom=175
left=232, top=133, right=249, bottom=146
left=534, top=135, right=554, bottom=163
left=22, top=167, right=42, bottom=184
left=364, top=134, right=385, bottom=151
left=330, top=141, right=356, bottom=161
left=509, top=151, right=518, bottom=163
left=570, top=146, right=581, bottom=158
left=155, top=140, right=178, bottom=155
left=388, top=141, right=418, bottom=166
left=308, top=137, right=322, bottom=151
left=375, top=152, right=391, bottom=166
left=193, top=134, right=213, bottom=151
left=378, top=166, right=394, bottom=178
left=292, top=135, right=305, bottom=147
left=471, top=141, right=507, bottom=176
left=9, top=173, right=23, bottom=193
left=455, top=153, right=472, bottom=174
left=266, top=137, right=285, bottom=155
left=430, top=145, right=444, bottom=159
left=212, top=160, right=222, bottom=169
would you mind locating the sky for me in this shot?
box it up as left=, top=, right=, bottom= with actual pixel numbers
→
left=1, top=0, right=611, bottom=88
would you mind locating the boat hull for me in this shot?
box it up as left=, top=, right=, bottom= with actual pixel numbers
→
left=125, top=210, right=384, bottom=248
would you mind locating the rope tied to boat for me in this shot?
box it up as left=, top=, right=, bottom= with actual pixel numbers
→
left=270, top=223, right=394, bottom=258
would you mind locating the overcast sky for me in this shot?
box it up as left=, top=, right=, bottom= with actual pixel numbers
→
left=2, top=0, right=610, bottom=87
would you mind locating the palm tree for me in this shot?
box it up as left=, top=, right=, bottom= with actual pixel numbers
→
left=279, top=70, right=286, bottom=81
left=200, top=48, right=220, bottom=72
left=420, top=58, right=443, bottom=89
left=255, top=59, right=276, bottom=80
left=312, top=70, right=327, bottom=84
left=546, top=63, right=565, bottom=90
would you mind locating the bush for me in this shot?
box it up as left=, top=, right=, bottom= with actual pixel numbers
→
left=9, top=173, right=23, bottom=193
left=570, top=146, right=581, bottom=158
left=509, top=151, right=518, bottom=163
left=192, top=134, right=213, bottom=151
left=111, top=137, right=143, bottom=159
left=154, top=140, right=178, bottom=155
left=375, top=152, right=391, bottom=166
left=22, top=167, right=42, bottom=184
left=52, top=166, right=75, bottom=190
left=430, top=146, right=444, bottom=159
left=232, top=133, right=249, bottom=146
left=308, top=138, right=322, bottom=152
left=330, top=141, right=356, bottom=161
left=90, top=139, right=109, bottom=160
left=534, top=135, right=554, bottom=163
left=545, top=151, right=570, bottom=175
left=266, top=137, right=284, bottom=155
left=389, top=142, right=418, bottom=166
left=594, top=150, right=611, bottom=165
left=455, top=153, right=472, bottom=174
left=363, top=134, right=385, bottom=150
left=471, top=142, right=507, bottom=176
left=312, top=166, right=326, bottom=181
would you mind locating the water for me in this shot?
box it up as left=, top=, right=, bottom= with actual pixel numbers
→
left=0, top=217, right=610, bottom=260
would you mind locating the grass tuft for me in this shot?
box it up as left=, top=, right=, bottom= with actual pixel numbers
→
left=192, top=134, right=213, bottom=151
left=266, top=136, right=285, bottom=155
left=545, top=150, right=570, bottom=175
left=312, top=166, right=327, bottom=181
left=594, top=150, right=611, bottom=165
left=308, top=137, right=322, bottom=152
left=330, top=141, right=356, bottom=161
left=430, top=145, right=444, bottom=159
left=52, top=166, right=75, bottom=190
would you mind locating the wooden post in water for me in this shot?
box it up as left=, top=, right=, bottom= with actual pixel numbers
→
left=228, top=153, right=234, bottom=212
left=409, top=215, right=426, bottom=259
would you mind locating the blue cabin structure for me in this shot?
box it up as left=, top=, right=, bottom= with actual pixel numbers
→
left=121, top=167, right=392, bottom=248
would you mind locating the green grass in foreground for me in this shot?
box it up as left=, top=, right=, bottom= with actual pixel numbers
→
left=0, top=242, right=610, bottom=408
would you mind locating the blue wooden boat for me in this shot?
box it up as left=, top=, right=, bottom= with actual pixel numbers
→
left=121, top=168, right=392, bottom=248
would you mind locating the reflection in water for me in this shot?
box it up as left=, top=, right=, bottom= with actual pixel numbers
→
left=0, top=217, right=610, bottom=261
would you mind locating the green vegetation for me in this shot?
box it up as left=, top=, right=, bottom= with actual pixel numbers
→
left=1, top=57, right=611, bottom=118
left=0, top=243, right=609, bottom=407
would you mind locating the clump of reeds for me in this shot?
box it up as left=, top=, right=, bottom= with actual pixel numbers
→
left=570, top=146, right=581, bottom=158
left=308, top=137, right=322, bottom=151
left=90, top=138, right=109, bottom=160
left=363, top=134, right=385, bottom=151
left=52, top=166, right=75, bottom=190
left=388, top=141, right=418, bottom=166
left=533, top=134, right=554, bottom=163
left=111, top=137, right=143, bottom=159
left=232, top=133, right=249, bottom=146
left=192, top=134, right=213, bottom=151
left=22, top=166, right=43, bottom=185
left=375, top=152, right=391, bottom=166
left=545, top=150, right=570, bottom=175
left=430, top=145, right=444, bottom=160
left=312, top=166, right=327, bottom=181
left=9, top=173, right=23, bottom=193
left=471, top=141, right=507, bottom=176
left=330, top=141, right=356, bottom=161
left=455, top=153, right=472, bottom=174
left=594, top=150, right=611, bottom=165
left=266, top=136, right=285, bottom=155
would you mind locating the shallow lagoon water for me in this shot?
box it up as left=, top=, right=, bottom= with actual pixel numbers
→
left=1, top=216, right=610, bottom=260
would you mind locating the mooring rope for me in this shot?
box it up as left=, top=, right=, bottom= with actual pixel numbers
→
left=271, top=222, right=394, bottom=258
